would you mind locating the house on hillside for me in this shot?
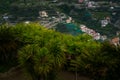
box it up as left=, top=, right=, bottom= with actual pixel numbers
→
left=78, top=0, right=84, bottom=3
left=39, top=11, right=48, bottom=17
left=66, top=17, right=72, bottom=23
left=111, top=37, right=120, bottom=46
left=87, top=1, right=97, bottom=8
left=101, top=35, right=107, bottom=41
left=101, top=19, right=109, bottom=27
left=80, top=25, right=87, bottom=32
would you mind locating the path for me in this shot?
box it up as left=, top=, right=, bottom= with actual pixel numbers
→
left=0, top=67, right=90, bottom=80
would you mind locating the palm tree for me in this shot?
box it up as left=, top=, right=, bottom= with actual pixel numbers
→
left=0, top=24, right=18, bottom=65
left=15, top=23, right=52, bottom=80
left=44, top=32, right=66, bottom=80
left=17, top=23, right=66, bottom=80
left=48, top=39, right=65, bottom=69
left=18, top=44, right=54, bottom=80
left=68, top=35, right=102, bottom=80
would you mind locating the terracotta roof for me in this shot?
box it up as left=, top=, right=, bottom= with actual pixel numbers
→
left=112, top=37, right=119, bottom=43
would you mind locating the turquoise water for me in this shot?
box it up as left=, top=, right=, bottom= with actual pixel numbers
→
left=56, top=23, right=83, bottom=35
left=63, top=23, right=83, bottom=35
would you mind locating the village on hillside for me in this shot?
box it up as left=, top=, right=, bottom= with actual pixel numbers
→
left=0, top=0, right=120, bottom=44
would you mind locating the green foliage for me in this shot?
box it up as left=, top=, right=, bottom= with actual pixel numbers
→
left=0, top=24, right=18, bottom=64
left=69, top=41, right=120, bottom=80
left=15, top=23, right=66, bottom=80
left=18, top=44, right=54, bottom=80
left=0, top=23, right=120, bottom=80
left=92, top=12, right=110, bottom=20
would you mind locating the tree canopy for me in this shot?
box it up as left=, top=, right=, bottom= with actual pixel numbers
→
left=0, top=23, right=120, bottom=80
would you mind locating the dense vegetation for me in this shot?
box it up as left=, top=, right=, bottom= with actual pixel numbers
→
left=0, top=0, right=120, bottom=37
left=0, top=23, right=120, bottom=80
left=57, top=4, right=120, bottom=38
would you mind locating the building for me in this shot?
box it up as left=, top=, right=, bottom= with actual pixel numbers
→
left=87, top=1, right=96, bottom=8
left=78, top=0, right=84, bottom=3
left=111, top=37, right=120, bottom=46
left=101, top=19, right=109, bottom=27
left=39, top=11, right=48, bottom=17
left=66, top=17, right=72, bottom=23
left=101, top=35, right=107, bottom=41
left=80, top=24, right=101, bottom=40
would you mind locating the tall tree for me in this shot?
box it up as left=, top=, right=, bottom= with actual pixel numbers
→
left=18, top=44, right=54, bottom=80
left=0, top=24, right=18, bottom=64
left=17, top=23, right=66, bottom=80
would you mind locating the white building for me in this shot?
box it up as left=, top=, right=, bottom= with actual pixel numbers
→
left=80, top=25, right=87, bottom=32
left=3, top=16, right=9, bottom=20
left=87, top=1, right=96, bottom=8
left=94, top=33, right=101, bottom=40
left=101, top=20, right=109, bottom=27
left=66, top=17, right=72, bottom=23
left=101, top=35, right=107, bottom=41
left=39, top=11, right=48, bottom=17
